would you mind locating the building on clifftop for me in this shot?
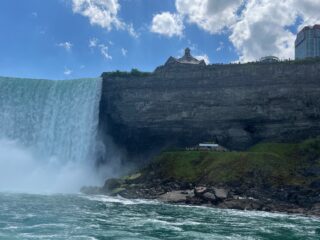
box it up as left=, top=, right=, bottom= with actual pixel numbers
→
left=295, top=24, right=320, bottom=60
left=164, top=48, right=206, bottom=66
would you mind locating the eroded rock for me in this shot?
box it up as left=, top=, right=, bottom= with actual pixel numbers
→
left=159, top=190, right=194, bottom=203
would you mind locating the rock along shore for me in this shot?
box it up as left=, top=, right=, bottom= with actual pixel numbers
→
left=81, top=176, right=320, bottom=217
left=82, top=138, right=320, bottom=217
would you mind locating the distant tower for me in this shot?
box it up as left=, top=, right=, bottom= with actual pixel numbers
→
left=184, top=48, right=191, bottom=58
left=295, top=24, right=320, bottom=60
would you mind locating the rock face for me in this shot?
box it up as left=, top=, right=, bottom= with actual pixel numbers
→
left=100, top=61, right=320, bottom=156
left=159, top=190, right=194, bottom=203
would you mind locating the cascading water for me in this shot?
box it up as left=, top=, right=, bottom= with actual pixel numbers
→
left=0, top=76, right=103, bottom=193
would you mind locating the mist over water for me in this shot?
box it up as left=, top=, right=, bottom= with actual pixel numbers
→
left=0, top=76, right=107, bottom=193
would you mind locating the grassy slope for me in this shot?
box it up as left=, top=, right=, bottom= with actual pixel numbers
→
left=143, top=138, right=320, bottom=187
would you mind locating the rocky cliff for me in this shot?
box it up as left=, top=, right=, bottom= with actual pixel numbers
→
left=100, top=61, right=320, bottom=156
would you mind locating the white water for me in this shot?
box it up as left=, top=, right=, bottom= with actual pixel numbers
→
left=0, top=77, right=103, bottom=193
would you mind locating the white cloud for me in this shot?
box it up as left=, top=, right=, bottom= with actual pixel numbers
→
left=175, top=0, right=243, bottom=34
left=230, top=1, right=296, bottom=61
left=230, top=0, right=320, bottom=61
left=121, top=48, right=127, bottom=56
left=72, top=0, right=122, bottom=30
left=99, top=44, right=112, bottom=59
left=195, top=54, right=210, bottom=64
left=31, top=12, right=38, bottom=18
left=57, top=42, right=73, bottom=52
left=151, top=12, right=184, bottom=37
left=88, top=38, right=112, bottom=59
left=152, top=0, right=320, bottom=62
left=89, top=38, right=98, bottom=48
left=64, top=68, right=72, bottom=75
left=216, top=42, right=224, bottom=52
left=127, top=23, right=139, bottom=38
left=71, top=0, right=138, bottom=37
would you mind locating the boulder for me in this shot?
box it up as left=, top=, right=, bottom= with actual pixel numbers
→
left=310, top=180, right=320, bottom=189
left=194, top=186, right=207, bottom=197
left=213, top=187, right=229, bottom=200
left=202, top=192, right=216, bottom=202
left=303, top=167, right=320, bottom=177
left=159, top=190, right=194, bottom=203
left=218, top=199, right=262, bottom=211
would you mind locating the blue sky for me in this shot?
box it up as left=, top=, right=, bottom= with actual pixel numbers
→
left=0, top=0, right=318, bottom=79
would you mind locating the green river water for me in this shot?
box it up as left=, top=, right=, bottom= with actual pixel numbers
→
left=0, top=193, right=319, bottom=240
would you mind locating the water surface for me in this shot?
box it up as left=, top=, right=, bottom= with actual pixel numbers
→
left=0, top=193, right=319, bottom=239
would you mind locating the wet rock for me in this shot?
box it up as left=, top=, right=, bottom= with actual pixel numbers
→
left=218, top=199, right=262, bottom=211
left=159, top=190, right=194, bottom=203
left=213, top=188, right=228, bottom=200
left=202, top=192, right=216, bottom=202
left=110, top=187, right=126, bottom=196
left=302, top=167, right=320, bottom=177
left=310, top=179, right=320, bottom=189
left=194, top=186, right=207, bottom=197
left=102, top=178, right=124, bottom=192
left=185, top=196, right=203, bottom=205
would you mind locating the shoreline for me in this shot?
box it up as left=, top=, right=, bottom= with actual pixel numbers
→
left=81, top=183, right=320, bottom=218
left=82, top=138, right=320, bottom=218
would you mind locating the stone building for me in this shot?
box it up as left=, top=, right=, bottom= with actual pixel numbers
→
left=164, top=48, right=206, bottom=66
left=295, top=24, right=320, bottom=60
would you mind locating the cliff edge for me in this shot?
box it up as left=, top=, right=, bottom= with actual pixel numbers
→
left=100, top=60, right=320, bottom=157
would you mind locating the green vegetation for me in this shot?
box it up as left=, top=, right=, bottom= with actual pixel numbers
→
left=143, top=138, right=320, bottom=187
left=101, top=69, right=151, bottom=78
left=215, top=56, right=320, bottom=66
left=121, top=172, right=142, bottom=181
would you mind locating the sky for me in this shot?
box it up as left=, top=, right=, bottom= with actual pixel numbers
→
left=0, top=0, right=320, bottom=80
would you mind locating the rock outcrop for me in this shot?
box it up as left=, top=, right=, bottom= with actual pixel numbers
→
left=100, top=60, right=320, bottom=156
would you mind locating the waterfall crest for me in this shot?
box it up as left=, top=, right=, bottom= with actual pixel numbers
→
left=0, top=76, right=102, bottom=193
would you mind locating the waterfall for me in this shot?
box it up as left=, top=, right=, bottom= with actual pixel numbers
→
left=0, top=76, right=103, bottom=193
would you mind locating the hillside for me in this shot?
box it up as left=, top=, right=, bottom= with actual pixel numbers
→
left=86, top=138, right=320, bottom=216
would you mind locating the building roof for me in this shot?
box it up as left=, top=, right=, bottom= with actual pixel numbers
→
left=164, top=48, right=206, bottom=66
left=260, top=56, right=279, bottom=62
left=301, top=24, right=320, bottom=32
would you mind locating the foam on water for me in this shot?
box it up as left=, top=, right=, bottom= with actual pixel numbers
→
left=0, top=193, right=319, bottom=239
left=82, top=194, right=160, bottom=205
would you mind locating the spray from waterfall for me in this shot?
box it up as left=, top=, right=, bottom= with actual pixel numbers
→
left=0, top=76, right=114, bottom=193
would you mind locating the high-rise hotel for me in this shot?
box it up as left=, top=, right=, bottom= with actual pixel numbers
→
left=295, top=24, right=320, bottom=60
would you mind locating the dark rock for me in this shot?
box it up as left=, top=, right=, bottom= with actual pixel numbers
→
left=186, top=196, right=203, bottom=205
left=302, top=167, right=320, bottom=177
left=310, top=179, right=320, bottom=189
left=100, top=61, right=320, bottom=157
left=219, top=199, right=263, bottom=211
left=194, top=186, right=207, bottom=197
left=102, top=178, right=124, bottom=192
left=202, top=192, right=216, bottom=202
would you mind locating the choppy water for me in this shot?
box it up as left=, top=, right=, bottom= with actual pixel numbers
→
left=0, top=193, right=319, bottom=240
